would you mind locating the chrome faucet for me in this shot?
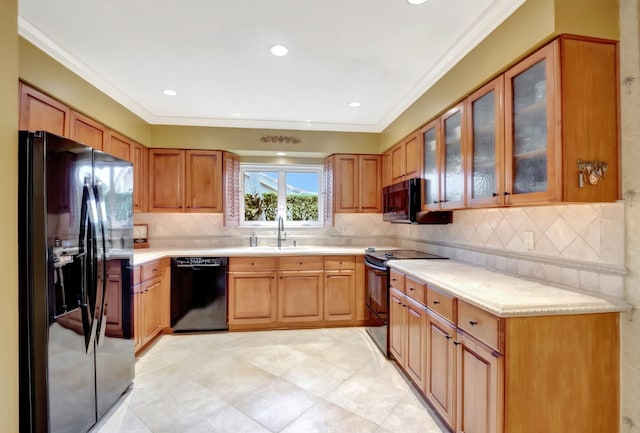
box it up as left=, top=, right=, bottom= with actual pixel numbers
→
left=277, top=215, right=286, bottom=248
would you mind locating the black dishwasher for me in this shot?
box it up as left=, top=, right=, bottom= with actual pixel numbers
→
left=171, top=257, right=228, bottom=332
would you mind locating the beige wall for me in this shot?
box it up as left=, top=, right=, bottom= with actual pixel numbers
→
left=19, top=38, right=152, bottom=145
left=1, top=0, right=19, bottom=430
left=379, top=0, right=620, bottom=151
left=150, top=125, right=379, bottom=155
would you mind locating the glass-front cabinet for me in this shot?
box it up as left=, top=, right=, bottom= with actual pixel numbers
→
left=421, top=119, right=441, bottom=211
left=466, top=78, right=504, bottom=207
left=504, top=42, right=560, bottom=205
left=440, top=105, right=465, bottom=209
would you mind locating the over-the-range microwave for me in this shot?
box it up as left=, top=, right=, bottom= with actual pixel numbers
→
left=382, top=178, right=453, bottom=224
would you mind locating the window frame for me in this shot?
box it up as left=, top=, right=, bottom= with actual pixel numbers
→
left=239, top=163, right=324, bottom=227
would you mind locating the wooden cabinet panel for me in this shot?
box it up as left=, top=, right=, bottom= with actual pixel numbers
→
left=389, top=269, right=405, bottom=293
left=390, top=142, right=405, bottom=183
left=456, top=331, right=503, bottom=433
left=19, top=82, right=70, bottom=136
left=70, top=111, right=105, bottom=151
left=355, top=256, right=366, bottom=321
left=426, top=285, right=457, bottom=323
left=103, top=261, right=124, bottom=337
left=277, top=271, right=323, bottom=322
left=228, top=272, right=277, bottom=325
left=229, top=256, right=278, bottom=272
left=141, top=260, right=163, bottom=282
left=324, top=270, right=355, bottom=321
left=106, top=130, right=133, bottom=162
left=421, top=119, right=442, bottom=211
left=457, top=301, right=504, bottom=353
left=279, top=255, right=324, bottom=271
left=334, top=154, right=359, bottom=212
left=149, top=149, right=185, bottom=212
left=404, top=133, right=422, bottom=180
left=132, top=142, right=147, bottom=212
left=406, top=297, right=427, bottom=392
left=389, top=287, right=407, bottom=365
left=359, top=154, right=381, bottom=212
left=185, top=150, right=222, bottom=212
left=440, top=104, right=466, bottom=210
left=324, top=256, right=356, bottom=270
left=382, top=150, right=392, bottom=188
left=141, top=277, right=163, bottom=345
left=426, top=310, right=457, bottom=429
left=405, top=276, right=426, bottom=306
left=133, top=285, right=142, bottom=353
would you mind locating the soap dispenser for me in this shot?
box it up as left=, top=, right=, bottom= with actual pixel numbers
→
left=249, top=232, right=258, bottom=247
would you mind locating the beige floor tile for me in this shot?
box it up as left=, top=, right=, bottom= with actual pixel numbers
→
left=232, top=378, right=319, bottom=432
left=280, top=399, right=379, bottom=433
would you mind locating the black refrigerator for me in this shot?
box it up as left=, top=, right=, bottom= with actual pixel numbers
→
left=19, top=131, right=135, bottom=433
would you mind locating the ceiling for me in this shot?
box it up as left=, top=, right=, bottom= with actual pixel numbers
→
left=18, top=0, right=525, bottom=133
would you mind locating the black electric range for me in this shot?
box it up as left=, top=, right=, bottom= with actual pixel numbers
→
left=363, top=248, right=447, bottom=356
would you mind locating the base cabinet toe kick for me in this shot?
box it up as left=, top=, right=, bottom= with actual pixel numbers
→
left=389, top=270, right=620, bottom=433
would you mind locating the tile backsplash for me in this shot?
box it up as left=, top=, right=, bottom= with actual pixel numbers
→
left=135, top=202, right=626, bottom=298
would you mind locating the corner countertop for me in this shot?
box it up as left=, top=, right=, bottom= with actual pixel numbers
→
left=133, top=245, right=389, bottom=266
left=388, top=259, right=629, bottom=318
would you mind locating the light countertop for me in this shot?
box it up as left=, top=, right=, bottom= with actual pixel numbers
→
left=133, top=245, right=388, bottom=265
left=389, top=260, right=629, bottom=317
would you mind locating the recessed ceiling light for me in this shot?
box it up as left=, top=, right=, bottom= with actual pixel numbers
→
left=276, top=152, right=287, bottom=156
left=270, top=45, right=289, bottom=56
left=348, top=101, right=361, bottom=108
left=162, top=89, right=178, bottom=96
left=407, top=0, right=428, bottom=4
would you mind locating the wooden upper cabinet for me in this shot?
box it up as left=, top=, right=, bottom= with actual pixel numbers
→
left=390, top=131, right=423, bottom=184
left=465, top=77, right=505, bottom=208
left=132, top=142, right=147, bottom=212
left=185, top=150, right=222, bottom=212
left=149, top=148, right=223, bottom=213
left=333, top=154, right=381, bottom=213
left=503, top=36, right=619, bottom=205
left=19, top=82, right=70, bottom=136
left=382, top=150, right=393, bottom=188
left=149, top=149, right=185, bottom=212
left=70, top=111, right=106, bottom=151
left=106, top=130, right=133, bottom=162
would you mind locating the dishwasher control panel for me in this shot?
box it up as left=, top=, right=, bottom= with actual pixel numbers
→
left=174, top=257, right=228, bottom=267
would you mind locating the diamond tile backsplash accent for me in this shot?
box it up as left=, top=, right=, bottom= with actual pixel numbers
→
left=135, top=202, right=625, bottom=298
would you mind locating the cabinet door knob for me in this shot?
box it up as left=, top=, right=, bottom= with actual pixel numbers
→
left=469, top=320, right=478, bottom=326
left=409, top=287, right=415, bottom=291
left=492, top=193, right=499, bottom=197
left=453, top=341, right=461, bottom=346
left=445, top=335, right=452, bottom=340
left=433, top=300, right=440, bottom=305
left=503, top=192, right=511, bottom=196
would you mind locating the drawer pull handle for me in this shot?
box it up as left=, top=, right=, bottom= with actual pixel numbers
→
left=445, top=335, right=451, bottom=340
left=392, top=278, right=397, bottom=281
left=433, top=300, right=440, bottom=305
left=152, top=268, right=158, bottom=272
left=469, top=320, right=478, bottom=326
left=409, top=287, right=415, bottom=291
left=453, top=341, right=461, bottom=346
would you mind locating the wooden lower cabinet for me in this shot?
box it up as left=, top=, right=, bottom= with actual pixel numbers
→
left=425, top=310, right=457, bottom=429
left=278, top=271, right=324, bottom=322
left=389, top=271, right=620, bottom=433
left=228, top=255, right=365, bottom=330
left=133, top=258, right=170, bottom=354
left=324, top=270, right=355, bottom=321
left=228, top=271, right=277, bottom=325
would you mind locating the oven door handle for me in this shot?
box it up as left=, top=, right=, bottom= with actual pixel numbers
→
left=364, top=260, right=388, bottom=272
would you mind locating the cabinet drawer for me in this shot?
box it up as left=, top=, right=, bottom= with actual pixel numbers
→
left=279, top=255, right=324, bottom=271
left=389, top=269, right=405, bottom=293
left=141, top=276, right=162, bottom=292
left=141, top=260, right=163, bottom=282
left=427, top=285, right=456, bottom=323
left=405, top=276, right=426, bottom=306
left=229, top=257, right=278, bottom=272
left=133, top=266, right=141, bottom=286
left=457, top=300, right=504, bottom=353
left=324, top=255, right=356, bottom=270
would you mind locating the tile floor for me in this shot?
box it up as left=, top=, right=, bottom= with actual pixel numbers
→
left=91, top=328, right=448, bottom=433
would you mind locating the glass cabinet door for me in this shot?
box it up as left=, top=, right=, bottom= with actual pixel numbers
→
left=440, top=105, right=465, bottom=209
left=421, top=120, right=441, bottom=211
left=504, top=42, right=560, bottom=205
left=466, top=78, right=504, bottom=207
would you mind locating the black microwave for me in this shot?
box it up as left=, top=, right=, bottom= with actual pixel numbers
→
left=382, top=178, right=452, bottom=224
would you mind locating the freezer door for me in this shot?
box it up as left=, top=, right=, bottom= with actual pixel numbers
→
left=42, top=132, right=98, bottom=433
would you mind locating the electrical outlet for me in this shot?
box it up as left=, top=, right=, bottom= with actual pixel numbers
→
left=524, top=231, right=535, bottom=250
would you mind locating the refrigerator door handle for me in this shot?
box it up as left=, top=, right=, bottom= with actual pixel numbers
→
left=79, top=177, right=102, bottom=353
left=94, top=180, right=109, bottom=347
